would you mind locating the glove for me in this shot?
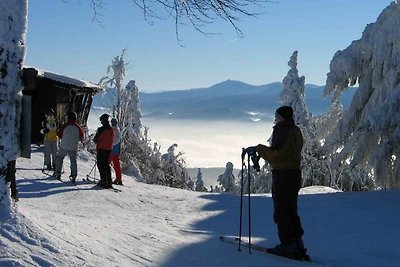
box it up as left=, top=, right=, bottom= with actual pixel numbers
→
left=242, top=146, right=256, bottom=159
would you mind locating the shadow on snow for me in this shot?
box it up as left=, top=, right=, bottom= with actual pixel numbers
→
left=159, top=190, right=400, bottom=267
left=17, top=176, right=97, bottom=199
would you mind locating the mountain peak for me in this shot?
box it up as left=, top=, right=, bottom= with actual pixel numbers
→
left=210, top=79, right=251, bottom=89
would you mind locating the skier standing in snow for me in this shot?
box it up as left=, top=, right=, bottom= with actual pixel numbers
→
left=244, top=106, right=306, bottom=259
left=110, top=118, right=123, bottom=185
left=93, top=113, right=114, bottom=189
left=53, top=112, right=84, bottom=183
left=41, top=108, right=58, bottom=170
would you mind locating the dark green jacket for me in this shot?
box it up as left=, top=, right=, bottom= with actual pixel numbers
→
left=256, top=120, right=303, bottom=170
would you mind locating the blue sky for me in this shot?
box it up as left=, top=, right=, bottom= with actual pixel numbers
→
left=25, top=0, right=390, bottom=92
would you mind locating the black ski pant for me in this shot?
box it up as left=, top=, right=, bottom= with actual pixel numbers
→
left=272, top=169, right=304, bottom=245
left=97, top=149, right=112, bottom=186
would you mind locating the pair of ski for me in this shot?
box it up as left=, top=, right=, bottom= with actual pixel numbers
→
left=43, top=170, right=121, bottom=192
left=93, top=184, right=122, bottom=193
left=220, top=236, right=312, bottom=262
left=83, top=176, right=121, bottom=192
left=66, top=176, right=121, bottom=192
left=84, top=176, right=122, bottom=192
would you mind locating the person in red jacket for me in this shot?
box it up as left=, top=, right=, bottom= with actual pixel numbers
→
left=93, top=113, right=114, bottom=188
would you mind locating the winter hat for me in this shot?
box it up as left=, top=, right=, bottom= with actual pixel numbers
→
left=68, top=111, right=77, bottom=120
left=275, top=106, right=294, bottom=121
left=100, top=113, right=110, bottom=122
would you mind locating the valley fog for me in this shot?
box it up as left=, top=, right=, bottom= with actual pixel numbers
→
left=88, top=110, right=273, bottom=169
left=143, top=118, right=273, bottom=169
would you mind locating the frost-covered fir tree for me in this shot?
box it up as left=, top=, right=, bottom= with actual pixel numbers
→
left=280, top=51, right=310, bottom=128
left=217, top=162, right=237, bottom=192
left=123, top=80, right=142, bottom=135
left=99, top=50, right=126, bottom=123
left=323, top=2, right=400, bottom=189
left=195, top=168, right=206, bottom=192
left=238, top=166, right=258, bottom=194
left=251, top=167, right=272, bottom=193
left=0, top=2, right=27, bottom=210
left=161, top=144, right=192, bottom=189
left=279, top=51, right=337, bottom=189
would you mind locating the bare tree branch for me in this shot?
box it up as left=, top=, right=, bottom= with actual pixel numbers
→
left=90, top=0, right=273, bottom=43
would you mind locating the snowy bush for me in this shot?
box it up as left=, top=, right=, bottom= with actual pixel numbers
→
left=160, top=144, right=192, bottom=189
left=217, top=162, right=238, bottom=193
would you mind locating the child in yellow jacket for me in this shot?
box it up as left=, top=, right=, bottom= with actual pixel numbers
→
left=41, top=109, right=58, bottom=170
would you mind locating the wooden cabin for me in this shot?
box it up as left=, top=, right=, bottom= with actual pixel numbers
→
left=21, top=67, right=102, bottom=158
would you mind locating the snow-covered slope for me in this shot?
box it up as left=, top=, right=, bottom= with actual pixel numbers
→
left=1, top=147, right=400, bottom=266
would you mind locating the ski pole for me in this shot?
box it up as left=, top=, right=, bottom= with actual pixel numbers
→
left=238, top=148, right=245, bottom=251
left=87, top=160, right=97, bottom=179
left=247, top=153, right=252, bottom=254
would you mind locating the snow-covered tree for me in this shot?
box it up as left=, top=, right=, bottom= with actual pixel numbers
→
left=123, top=80, right=142, bottom=135
left=0, top=1, right=27, bottom=209
left=251, top=166, right=272, bottom=193
left=251, top=51, right=329, bottom=190
left=279, top=51, right=343, bottom=189
left=161, top=144, right=192, bottom=189
left=217, top=162, right=237, bottom=192
left=280, top=51, right=310, bottom=128
left=195, top=168, right=206, bottom=192
left=238, top=166, right=257, bottom=194
left=99, top=50, right=126, bottom=124
left=322, top=2, right=400, bottom=189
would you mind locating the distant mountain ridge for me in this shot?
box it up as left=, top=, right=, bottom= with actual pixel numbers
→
left=93, top=80, right=356, bottom=121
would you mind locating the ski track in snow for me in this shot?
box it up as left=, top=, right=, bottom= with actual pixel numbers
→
left=5, top=150, right=223, bottom=266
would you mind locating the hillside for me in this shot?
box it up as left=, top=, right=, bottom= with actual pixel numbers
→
left=93, top=80, right=356, bottom=121
left=1, top=147, right=400, bottom=266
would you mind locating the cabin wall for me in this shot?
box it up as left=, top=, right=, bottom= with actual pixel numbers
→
left=22, top=68, right=99, bottom=147
left=31, top=79, right=71, bottom=144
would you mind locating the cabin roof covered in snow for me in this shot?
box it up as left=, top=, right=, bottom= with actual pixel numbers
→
left=24, top=66, right=102, bottom=93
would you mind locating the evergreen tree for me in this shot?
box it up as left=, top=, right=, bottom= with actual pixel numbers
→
left=161, top=144, right=192, bottom=189
left=217, top=162, right=237, bottom=192
left=322, top=2, right=400, bottom=189
left=195, top=168, right=205, bottom=192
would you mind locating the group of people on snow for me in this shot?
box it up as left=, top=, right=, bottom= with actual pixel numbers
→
left=41, top=105, right=308, bottom=260
left=41, top=110, right=123, bottom=188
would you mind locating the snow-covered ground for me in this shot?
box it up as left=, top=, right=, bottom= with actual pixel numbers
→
left=1, top=147, right=400, bottom=267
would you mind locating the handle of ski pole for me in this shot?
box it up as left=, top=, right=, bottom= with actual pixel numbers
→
left=241, top=148, right=246, bottom=160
